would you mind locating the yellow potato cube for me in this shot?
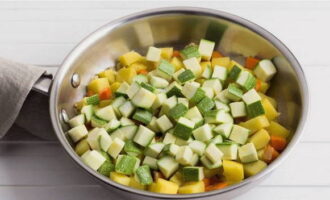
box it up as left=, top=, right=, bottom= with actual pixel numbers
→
left=169, top=172, right=184, bottom=186
left=116, top=67, right=137, bottom=84
left=223, top=160, right=244, bottom=182
left=149, top=178, right=179, bottom=194
left=98, top=69, right=116, bottom=84
left=258, top=92, right=277, bottom=108
left=119, top=51, right=142, bottom=66
left=170, top=57, right=184, bottom=71
left=178, top=181, right=205, bottom=194
left=110, top=172, right=131, bottom=186
left=259, top=81, right=270, bottom=93
left=129, top=176, right=146, bottom=190
left=200, top=61, right=211, bottom=72
left=161, top=47, right=173, bottom=60
left=110, top=82, right=121, bottom=92
left=257, top=149, right=265, bottom=160
left=244, top=160, right=267, bottom=177
left=211, top=57, right=231, bottom=69
left=129, top=62, right=148, bottom=72
left=228, top=60, right=244, bottom=71
left=240, top=115, right=270, bottom=133
left=87, top=78, right=110, bottom=94
left=249, top=129, right=271, bottom=150
left=262, top=98, right=279, bottom=121
left=74, top=139, right=90, bottom=156
left=266, top=121, right=290, bottom=138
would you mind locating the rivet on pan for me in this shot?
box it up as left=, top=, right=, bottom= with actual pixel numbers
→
left=60, top=109, right=69, bottom=123
left=71, top=73, right=80, bottom=88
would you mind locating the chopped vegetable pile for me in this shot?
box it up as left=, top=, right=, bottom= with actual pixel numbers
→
left=68, top=39, right=290, bottom=194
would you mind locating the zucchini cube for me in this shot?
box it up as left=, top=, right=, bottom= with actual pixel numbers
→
left=90, top=115, right=107, bottom=128
left=229, top=125, right=250, bottom=145
left=229, top=101, right=247, bottom=118
left=242, top=89, right=261, bottom=105
left=151, top=93, right=167, bottom=110
left=185, top=106, right=203, bottom=125
left=189, top=153, right=200, bottom=166
left=147, top=116, right=160, bottom=132
left=192, top=124, right=213, bottom=142
left=254, top=59, right=277, bottom=82
left=81, top=150, right=106, bottom=171
left=126, top=82, right=141, bottom=99
left=119, top=101, right=135, bottom=118
left=238, top=143, right=258, bottom=163
left=200, top=155, right=222, bottom=169
left=124, top=140, right=142, bottom=157
left=95, top=105, right=117, bottom=121
left=225, top=83, right=243, bottom=101
left=150, top=76, right=169, bottom=89
left=104, top=119, right=121, bottom=133
left=108, top=138, right=125, bottom=159
left=157, top=59, right=175, bottom=78
left=205, top=143, right=224, bottom=164
left=214, top=100, right=230, bottom=112
left=173, top=117, right=195, bottom=140
left=141, top=82, right=155, bottom=92
left=228, top=64, right=243, bottom=81
left=180, top=45, right=200, bottom=60
left=68, top=114, right=85, bottom=128
left=189, top=140, right=206, bottom=156
left=198, top=39, right=215, bottom=60
left=213, top=123, right=233, bottom=138
left=201, top=87, right=214, bottom=98
left=132, top=109, right=153, bottom=125
left=120, top=117, right=134, bottom=126
left=182, top=167, right=204, bottom=182
left=197, top=97, right=215, bottom=114
left=115, top=155, right=138, bottom=175
left=115, top=82, right=130, bottom=97
left=133, top=125, right=155, bottom=147
left=201, top=64, right=212, bottom=79
left=202, top=79, right=222, bottom=95
left=207, top=134, right=223, bottom=144
left=217, top=142, right=238, bottom=160
left=145, top=143, right=165, bottom=158
left=182, top=81, right=198, bottom=98
left=246, top=101, right=265, bottom=118
left=135, top=165, right=153, bottom=185
left=212, top=65, right=227, bottom=82
left=175, top=137, right=193, bottom=146
left=169, top=103, right=188, bottom=120
left=160, top=96, right=177, bottom=116
left=142, top=156, right=158, bottom=170
left=236, top=71, right=256, bottom=90
left=215, top=89, right=230, bottom=104
left=175, top=146, right=194, bottom=165
left=133, top=74, right=148, bottom=84
left=204, top=109, right=233, bottom=124
left=157, top=156, right=179, bottom=178
left=111, top=96, right=126, bottom=117
left=146, top=46, right=162, bottom=62
left=156, top=115, right=173, bottom=133
left=162, top=143, right=180, bottom=157
left=68, top=124, right=88, bottom=143
left=178, top=97, right=189, bottom=108
left=81, top=105, right=93, bottom=123
left=178, top=69, right=196, bottom=83
left=166, top=82, right=183, bottom=98
left=183, top=57, right=202, bottom=76
left=162, top=132, right=177, bottom=144
left=132, top=88, right=156, bottom=109
left=173, top=68, right=185, bottom=82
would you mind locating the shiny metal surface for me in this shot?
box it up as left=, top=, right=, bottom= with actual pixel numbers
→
left=48, top=7, right=309, bottom=199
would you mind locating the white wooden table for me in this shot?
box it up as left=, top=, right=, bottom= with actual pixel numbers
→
left=1, top=1, right=330, bottom=199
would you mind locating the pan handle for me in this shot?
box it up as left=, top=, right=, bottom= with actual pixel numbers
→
left=32, top=65, right=58, bottom=96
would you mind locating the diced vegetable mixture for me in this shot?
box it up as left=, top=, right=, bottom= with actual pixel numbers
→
left=68, top=39, right=290, bottom=194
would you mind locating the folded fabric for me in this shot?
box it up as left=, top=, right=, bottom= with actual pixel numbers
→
left=0, top=57, right=46, bottom=139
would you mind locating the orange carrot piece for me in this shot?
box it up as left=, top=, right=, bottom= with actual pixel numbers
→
left=245, top=57, right=260, bottom=69
left=172, top=50, right=180, bottom=57
left=205, top=182, right=228, bottom=192
left=270, top=136, right=287, bottom=151
left=212, top=51, right=223, bottom=58
left=262, top=145, right=279, bottom=163
left=137, top=69, right=148, bottom=75
left=203, top=178, right=211, bottom=187
left=255, top=79, right=262, bottom=92
left=99, top=88, right=112, bottom=100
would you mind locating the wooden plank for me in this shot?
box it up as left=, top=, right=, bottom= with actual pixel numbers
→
left=0, top=142, right=329, bottom=186
left=0, top=1, right=327, bottom=65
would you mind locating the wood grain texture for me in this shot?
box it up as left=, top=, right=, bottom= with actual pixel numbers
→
left=0, top=1, right=329, bottom=199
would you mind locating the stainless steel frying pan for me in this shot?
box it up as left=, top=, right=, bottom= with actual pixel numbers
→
left=32, top=7, right=309, bottom=199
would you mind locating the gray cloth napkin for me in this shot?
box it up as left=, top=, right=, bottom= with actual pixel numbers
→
left=0, top=57, right=55, bottom=140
